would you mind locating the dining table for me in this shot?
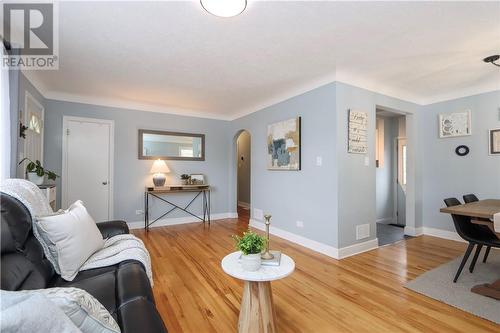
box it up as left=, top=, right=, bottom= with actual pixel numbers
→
left=440, top=199, right=500, bottom=300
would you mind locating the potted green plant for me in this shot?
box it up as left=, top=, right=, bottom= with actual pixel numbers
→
left=233, top=229, right=266, bottom=271
left=19, top=158, right=59, bottom=185
left=180, top=174, right=190, bottom=185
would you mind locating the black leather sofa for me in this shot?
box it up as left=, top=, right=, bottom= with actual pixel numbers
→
left=1, top=193, right=167, bottom=333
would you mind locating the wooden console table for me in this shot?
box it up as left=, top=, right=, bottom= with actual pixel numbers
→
left=144, top=185, right=211, bottom=231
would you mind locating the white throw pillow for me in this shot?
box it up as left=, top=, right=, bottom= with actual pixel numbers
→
left=36, top=200, right=104, bottom=280
left=11, top=288, right=121, bottom=333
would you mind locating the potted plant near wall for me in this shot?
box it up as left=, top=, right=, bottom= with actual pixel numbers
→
left=233, top=229, right=266, bottom=271
left=19, top=158, right=59, bottom=185
left=180, top=174, right=190, bottom=185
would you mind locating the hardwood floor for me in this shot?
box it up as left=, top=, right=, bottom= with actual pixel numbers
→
left=133, top=217, right=498, bottom=333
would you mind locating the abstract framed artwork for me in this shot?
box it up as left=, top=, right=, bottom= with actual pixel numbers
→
left=489, top=128, right=500, bottom=155
left=438, top=110, right=471, bottom=138
left=348, top=110, right=368, bottom=154
left=267, top=117, right=301, bottom=170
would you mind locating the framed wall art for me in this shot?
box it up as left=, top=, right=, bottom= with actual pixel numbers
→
left=489, top=128, right=500, bottom=155
left=438, top=110, right=471, bottom=138
left=267, top=117, right=301, bottom=170
left=348, top=110, right=368, bottom=154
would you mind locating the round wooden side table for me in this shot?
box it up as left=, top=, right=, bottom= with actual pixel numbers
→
left=221, top=251, right=295, bottom=333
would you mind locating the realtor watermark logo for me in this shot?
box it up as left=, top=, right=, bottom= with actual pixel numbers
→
left=1, top=1, right=59, bottom=69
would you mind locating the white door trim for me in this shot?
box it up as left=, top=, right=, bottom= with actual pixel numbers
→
left=61, top=116, right=114, bottom=219
left=24, top=91, right=45, bottom=163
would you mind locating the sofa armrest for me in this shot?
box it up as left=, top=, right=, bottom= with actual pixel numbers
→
left=96, top=220, right=129, bottom=239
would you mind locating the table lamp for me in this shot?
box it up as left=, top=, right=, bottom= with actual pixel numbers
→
left=150, top=159, right=170, bottom=187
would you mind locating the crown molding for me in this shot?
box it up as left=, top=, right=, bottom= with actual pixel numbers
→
left=21, top=69, right=500, bottom=123
left=43, top=91, right=232, bottom=121
left=20, top=71, right=232, bottom=121
left=418, top=80, right=500, bottom=105
left=228, top=71, right=338, bottom=121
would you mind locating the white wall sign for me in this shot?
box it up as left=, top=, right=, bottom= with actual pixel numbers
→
left=438, top=110, right=471, bottom=138
left=348, top=110, right=368, bottom=154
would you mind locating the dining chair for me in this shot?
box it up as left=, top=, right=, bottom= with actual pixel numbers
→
left=463, top=194, right=479, bottom=203
left=443, top=198, right=500, bottom=282
left=462, top=193, right=492, bottom=263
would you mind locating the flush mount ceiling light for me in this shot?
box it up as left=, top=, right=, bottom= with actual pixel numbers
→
left=201, top=0, right=247, bottom=18
left=483, top=55, right=500, bottom=67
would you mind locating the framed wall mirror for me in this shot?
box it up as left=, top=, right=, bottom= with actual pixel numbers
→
left=138, top=129, right=205, bottom=161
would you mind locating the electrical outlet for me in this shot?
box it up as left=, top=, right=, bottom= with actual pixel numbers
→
left=296, top=220, right=304, bottom=228
left=135, top=209, right=144, bottom=215
left=364, top=156, right=369, bottom=166
left=253, top=208, right=264, bottom=221
left=316, top=156, right=322, bottom=166
left=356, top=224, right=370, bottom=240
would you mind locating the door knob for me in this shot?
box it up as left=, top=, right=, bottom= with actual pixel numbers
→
left=102, top=181, right=108, bottom=185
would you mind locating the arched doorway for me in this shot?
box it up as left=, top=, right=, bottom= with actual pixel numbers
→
left=235, top=130, right=251, bottom=223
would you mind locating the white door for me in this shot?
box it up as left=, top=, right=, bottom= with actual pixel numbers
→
left=23, top=93, right=44, bottom=175
left=396, top=138, right=407, bottom=226
left=62, top=117, right=114, bottom=221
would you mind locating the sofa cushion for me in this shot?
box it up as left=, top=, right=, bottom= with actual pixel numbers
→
left=36, top=200, right=104, bottom=280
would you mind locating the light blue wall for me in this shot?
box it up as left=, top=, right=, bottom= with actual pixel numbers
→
left=421, top=91, right=500, bottom=232
left=43, top=99, right=231, bottom=223
left=334, top=82, right=419, bottom=247
left=230, top=83, right=339, bottom=247
left=376, top=116, right=397, bottom=222
left=30, top=72, right=498, bottom=248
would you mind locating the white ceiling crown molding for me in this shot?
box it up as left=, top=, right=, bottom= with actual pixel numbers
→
left=419, top=80, right=500, bottom=106
left=21, top=72, right=231, bottom=121
left=42, top=91, right=232, bottom=121
left=229, top=71, right=338, bottom=121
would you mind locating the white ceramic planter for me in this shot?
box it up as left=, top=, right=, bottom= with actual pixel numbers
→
left=241, top=253, right=261, bottom=271
left=27, top=172, right=44, bottom=185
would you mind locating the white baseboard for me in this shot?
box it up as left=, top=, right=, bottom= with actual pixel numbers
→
left=237, top=201, right=250, bottom=209
left=422, top=227, right=466, bottom=243
left=337, top=238, right=379, bottom=259
left=128, top=212, right=238, bottom=230
left=376, top=217, right=394, bottom=224
left=249, top=219, right=378, bottom=260
left=404, top=226, right=423, bottom=237
left=249, top=219, right=339, bottom=258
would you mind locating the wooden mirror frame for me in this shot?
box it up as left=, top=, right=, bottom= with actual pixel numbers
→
left=138, top=129, right=205, bottom=161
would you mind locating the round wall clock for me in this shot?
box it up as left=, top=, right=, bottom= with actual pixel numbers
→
left=455, top=145, right=470, bottom=156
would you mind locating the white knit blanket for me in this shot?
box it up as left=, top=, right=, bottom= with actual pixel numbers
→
left=1, top=179, right=153, bottom=286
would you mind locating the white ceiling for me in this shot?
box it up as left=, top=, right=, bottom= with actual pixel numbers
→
left=23, top=1, right=500, bottom=120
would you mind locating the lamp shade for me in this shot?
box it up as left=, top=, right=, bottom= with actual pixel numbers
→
left=150, top=160, right=170, bottom=174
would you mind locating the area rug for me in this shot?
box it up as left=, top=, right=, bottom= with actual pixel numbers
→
left=405, top=250, right=500, bottom=324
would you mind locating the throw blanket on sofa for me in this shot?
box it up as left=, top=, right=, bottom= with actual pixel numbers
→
left=0, top=179, right=153, bottom=286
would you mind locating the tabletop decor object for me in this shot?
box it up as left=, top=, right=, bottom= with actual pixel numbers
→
left=221, top=251, right=295, bottom=333
left=190, top=174, right=205, bottom=185
left=180, top=174, right=190, bottom=185
left=261, top=214, right=274, bottom=260
left=233, top=229, right=266, bottom=271
left=150, top=159, right=170, bottom=187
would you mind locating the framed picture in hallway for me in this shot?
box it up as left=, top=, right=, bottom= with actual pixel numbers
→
left=489, top=128, right=500, bottom=155
left=438, top=110, right=471, bottom=138
left=267, top=117, right=301, bottom=170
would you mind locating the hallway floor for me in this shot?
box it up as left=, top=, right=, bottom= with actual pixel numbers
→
left=377, top=223, right=412, bottom=246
